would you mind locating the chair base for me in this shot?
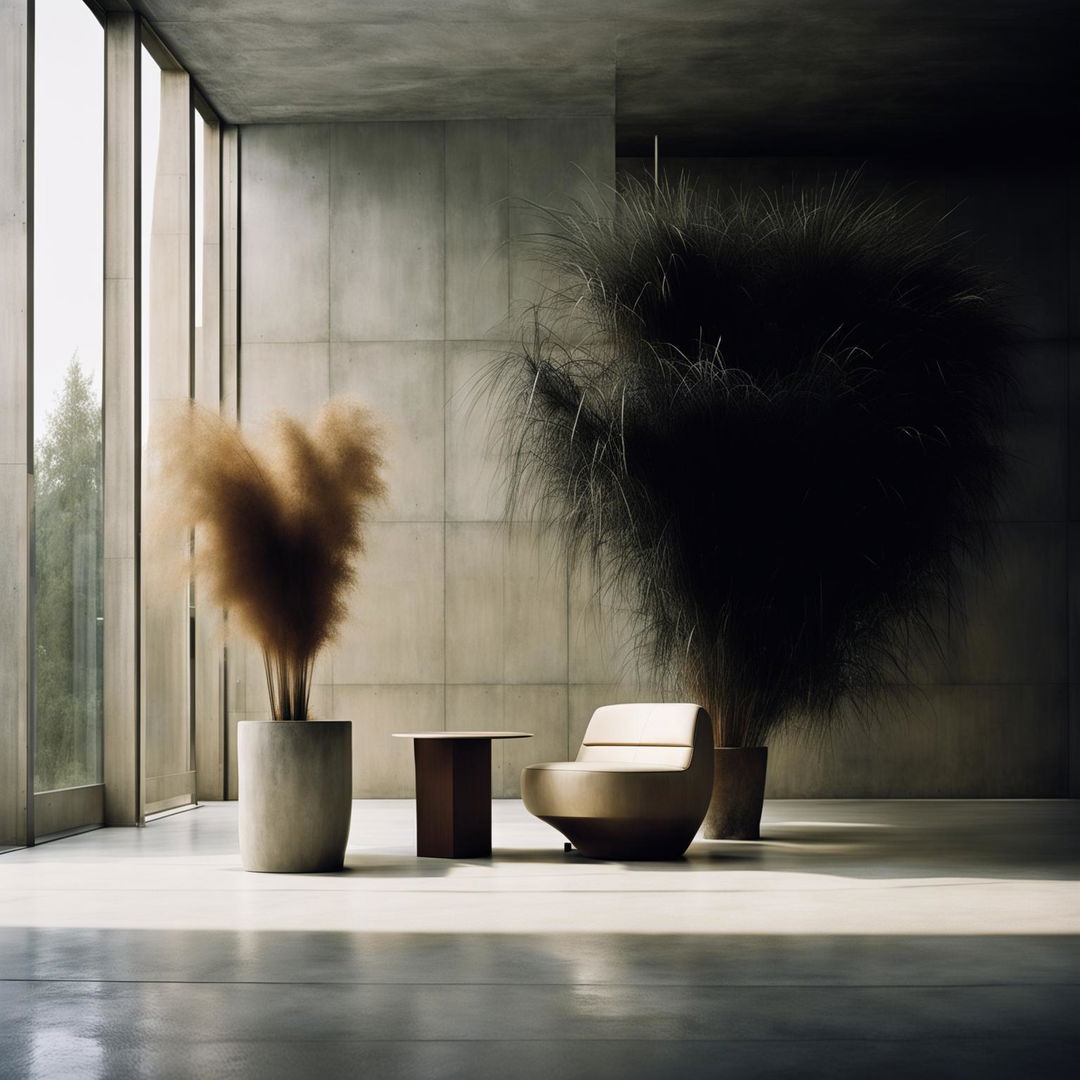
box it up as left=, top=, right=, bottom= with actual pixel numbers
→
left=538, top=814, right=699, bottom=861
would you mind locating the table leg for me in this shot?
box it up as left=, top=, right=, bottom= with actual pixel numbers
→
left=413, top=738, right=493, bottom=858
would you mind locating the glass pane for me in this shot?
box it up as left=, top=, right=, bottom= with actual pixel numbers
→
left=141, top=45, right=161, bottom=447
left=142, top=49, right=194, bottom=809
left=194, top=111, right=205, bottom=332
left=32, top=0, right=105, bottom=793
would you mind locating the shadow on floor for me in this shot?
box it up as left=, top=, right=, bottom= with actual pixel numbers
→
left=332, top=807, right=1080, bottom=881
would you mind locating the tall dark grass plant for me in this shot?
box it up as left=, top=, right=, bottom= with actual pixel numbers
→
left=492, top=174, right=1014, bottom=748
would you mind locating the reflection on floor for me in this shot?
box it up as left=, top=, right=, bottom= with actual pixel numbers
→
left=1, top=800, right=1078, bottom=1078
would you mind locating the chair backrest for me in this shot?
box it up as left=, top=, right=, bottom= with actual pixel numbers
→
left=576, top=703, right=711, bottom=769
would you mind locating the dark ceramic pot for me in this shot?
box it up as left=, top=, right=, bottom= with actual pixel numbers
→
left=703, top=746, right=768, bottom=840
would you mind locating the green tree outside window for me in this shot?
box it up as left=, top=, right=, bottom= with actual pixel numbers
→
left=34, top=355, right=103, bottom=791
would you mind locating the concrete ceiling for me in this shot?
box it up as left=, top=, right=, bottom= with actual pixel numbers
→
left=135, top=0, right=1076, bottom=155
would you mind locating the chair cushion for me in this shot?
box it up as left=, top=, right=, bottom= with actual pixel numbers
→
left=520, top=704, right=714, bottom=828
left=577, top=703, right=702, bottom=768
left=522, top=759, right=704, bottom=820
left=576, top=745, right=693, bottom=767
left=582, top=702, right=702, bottom=748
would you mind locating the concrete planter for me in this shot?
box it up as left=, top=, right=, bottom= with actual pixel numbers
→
left=703, top=746, right=768, bottom=840
left=238, top=720, right=352, bottom=873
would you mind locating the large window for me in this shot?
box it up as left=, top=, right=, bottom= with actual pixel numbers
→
left=32, top=0, right=105, bottom=794
left=141, top=44, right=196, bottom=814
left=195, top=110, right=206, bottom=340
left=3, top=4, right=227, bottom=843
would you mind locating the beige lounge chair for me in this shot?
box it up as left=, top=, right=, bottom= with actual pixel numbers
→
left=521, top=703, right=714, bottom=860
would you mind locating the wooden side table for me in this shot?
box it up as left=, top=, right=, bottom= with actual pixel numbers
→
left=392, top=731, right=532, bottom=858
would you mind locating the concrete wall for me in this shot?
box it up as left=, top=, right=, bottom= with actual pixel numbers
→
left=237, top=128, right=1076, bottom=798
left=619, top=155, right=1077, bottom=798
left=235, top=119, right=617, bottom=798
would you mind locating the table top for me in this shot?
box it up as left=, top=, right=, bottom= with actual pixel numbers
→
left=392, top=731, right=533, bottom=740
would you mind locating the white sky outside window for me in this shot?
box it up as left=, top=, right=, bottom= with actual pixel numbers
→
left=33, top=0, right=103, bottom=438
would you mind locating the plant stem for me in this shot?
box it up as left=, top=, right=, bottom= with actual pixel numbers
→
left=262, top=650, right=277, bottom=722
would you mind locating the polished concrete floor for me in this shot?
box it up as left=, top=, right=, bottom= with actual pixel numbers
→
left=1, top=799, right=1078, bottom=1079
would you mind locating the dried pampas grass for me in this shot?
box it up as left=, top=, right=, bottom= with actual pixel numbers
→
left=148, top=399, right=387, bottom=721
